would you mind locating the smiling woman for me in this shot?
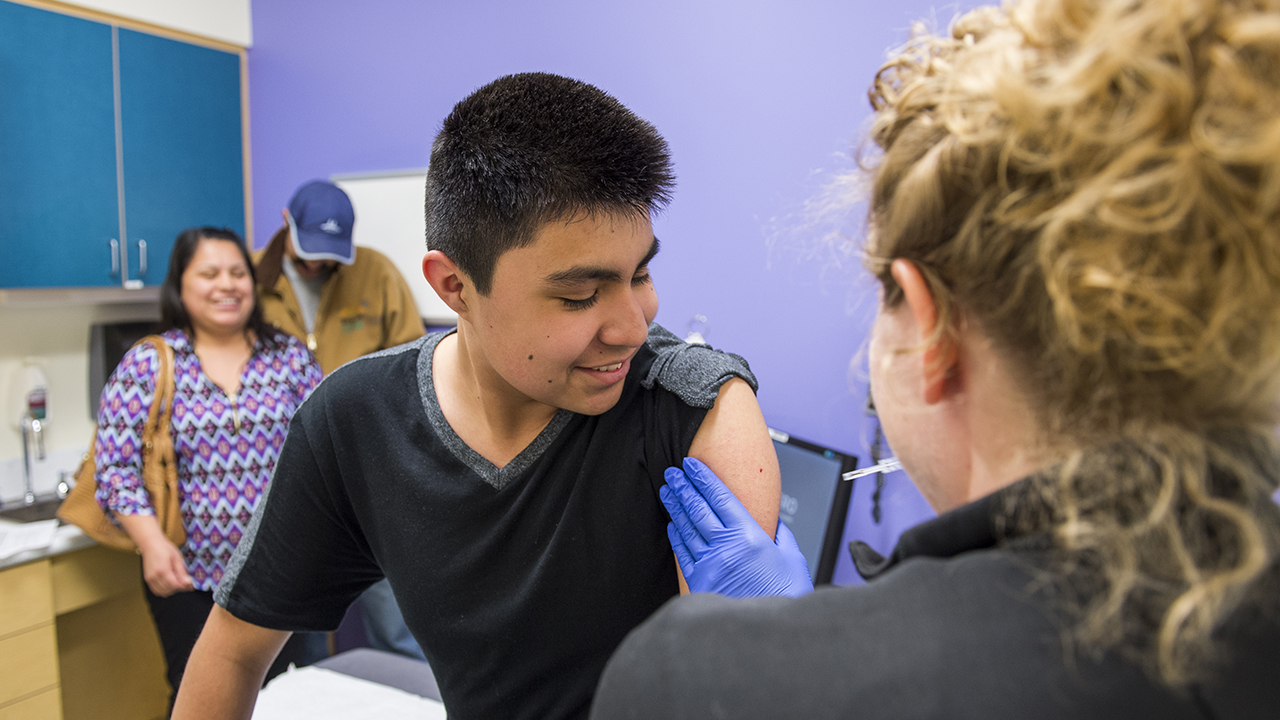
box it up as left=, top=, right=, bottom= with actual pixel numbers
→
left=179, top=236, right=255, bottom=341
left=90, top=226, right=326, bottom=711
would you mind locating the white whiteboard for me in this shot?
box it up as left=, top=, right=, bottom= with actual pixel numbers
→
left=332, top=171, right=457, bottom=325
left=61, top=0, right=252, bottom=46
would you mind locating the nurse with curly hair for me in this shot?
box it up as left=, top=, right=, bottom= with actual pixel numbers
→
left=591, top=0, right=1280, bottom=716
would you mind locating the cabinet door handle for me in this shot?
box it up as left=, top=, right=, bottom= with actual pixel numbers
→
left=110, top=238, right=120, bottom=276
left=137, top=239, right=147, bottom=276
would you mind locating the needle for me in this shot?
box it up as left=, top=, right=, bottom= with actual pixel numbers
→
left=842, top=457, right=903, bottom=481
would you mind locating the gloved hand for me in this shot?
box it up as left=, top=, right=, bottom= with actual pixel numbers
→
left=660, top=457, right=813, bottom=598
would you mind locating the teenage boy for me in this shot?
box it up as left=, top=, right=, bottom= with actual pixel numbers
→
left=173, top=72, right=779, bottom=720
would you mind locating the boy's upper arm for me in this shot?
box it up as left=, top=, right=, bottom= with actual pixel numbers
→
left=172, top=605, right=290, bottom=720
left=687, top=377, right=780, bottom=539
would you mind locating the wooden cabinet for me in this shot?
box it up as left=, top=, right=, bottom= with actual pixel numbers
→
left=0, top=546, right=167, bottom=720
left=0, top=688, right=61, bottom=720
left=0, top=560, right=60, bottom=719
left=53, top=546, right=168, bottom=720
left=0, top=0, right=247, bottom=290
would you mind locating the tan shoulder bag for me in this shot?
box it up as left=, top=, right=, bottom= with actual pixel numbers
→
left=57, top=335, right=185, bottom=552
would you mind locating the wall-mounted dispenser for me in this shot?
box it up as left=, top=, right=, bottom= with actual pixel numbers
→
left=11, top=358, right=49, bottom=507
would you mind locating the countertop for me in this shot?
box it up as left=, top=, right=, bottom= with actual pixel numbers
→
left=0, top=520, right=96, bottom=572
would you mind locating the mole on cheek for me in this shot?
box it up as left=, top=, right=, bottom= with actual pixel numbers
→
left=528, top=354, right=533, bottom=360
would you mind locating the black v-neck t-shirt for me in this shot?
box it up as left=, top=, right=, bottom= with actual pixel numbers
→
left=217, top=325, right=757, bottom=720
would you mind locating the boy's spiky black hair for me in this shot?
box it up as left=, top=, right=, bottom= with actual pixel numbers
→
left=425, top=72, right=675, bottom=294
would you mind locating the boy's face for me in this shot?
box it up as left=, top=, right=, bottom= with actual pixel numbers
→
left=464, top=211, right=660, bottom=416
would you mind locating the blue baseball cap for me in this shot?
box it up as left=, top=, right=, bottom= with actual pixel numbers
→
left=286, top=180, right=355, bottom=265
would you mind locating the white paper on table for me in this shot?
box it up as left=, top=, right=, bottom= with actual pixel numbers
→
left=252, top=666, right=447, bottom=720
left=0, top=519, right=59, bottom=560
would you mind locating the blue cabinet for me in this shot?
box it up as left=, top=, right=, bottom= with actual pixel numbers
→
left=0, top=2, right=245, bottom=290
left=119, top=30, right=245, bottom=287
left=0, top=3, right=119, bottom=288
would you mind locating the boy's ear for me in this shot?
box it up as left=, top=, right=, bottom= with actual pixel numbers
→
left=890, top=259, right=957, bottom=405
left=423, top=250, right=471, bottom=316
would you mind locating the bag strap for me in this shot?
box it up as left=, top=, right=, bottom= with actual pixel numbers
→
left=137, top=334, right=175, bottom=438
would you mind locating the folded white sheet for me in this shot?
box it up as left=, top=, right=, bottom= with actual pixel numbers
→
left=0, top=519, right=58, bottom=560
left=253, top=665, right=447, bottom=720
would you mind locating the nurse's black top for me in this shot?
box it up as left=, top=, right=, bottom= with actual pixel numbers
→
left=592, top=460, right=1280, bottom=720
left=216, top=325, right=757, bottom=720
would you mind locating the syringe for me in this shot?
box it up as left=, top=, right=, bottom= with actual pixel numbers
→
left=842, top=457, right=903, bottom=481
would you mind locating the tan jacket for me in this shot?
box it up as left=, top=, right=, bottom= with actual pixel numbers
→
left=253, top=227, right=425, bottom=374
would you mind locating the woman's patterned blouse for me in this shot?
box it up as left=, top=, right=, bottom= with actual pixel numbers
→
left=94, top=328, right=323, bottom=591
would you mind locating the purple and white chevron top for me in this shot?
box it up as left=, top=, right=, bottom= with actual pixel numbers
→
left=94, top=328, right=323, bottom=591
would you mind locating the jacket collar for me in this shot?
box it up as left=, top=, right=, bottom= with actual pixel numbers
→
left=257, top=226, right=289, bottom=291
left=852, top=437, right=1280, bottom=581
left=850, top=475, right=1042, bottom=581
left=257, top=225, right=350, bottom=293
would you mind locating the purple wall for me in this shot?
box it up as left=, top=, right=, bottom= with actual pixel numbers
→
left=248, top=0, right=975, bottom=583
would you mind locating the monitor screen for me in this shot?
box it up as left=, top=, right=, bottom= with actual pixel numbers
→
left=771, top=429, right=858, bottom=585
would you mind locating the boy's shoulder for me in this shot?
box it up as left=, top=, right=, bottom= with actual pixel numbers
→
left=329, top=333, right=428, bottom=375
left=638, top=324, right=758, bottom=409
left=306, top=334, right=431, bottom=404
left=305, top=326, right=759, bottom=416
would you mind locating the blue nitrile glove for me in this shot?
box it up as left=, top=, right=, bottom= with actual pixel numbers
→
left=659, top=457, right=813, bottom=598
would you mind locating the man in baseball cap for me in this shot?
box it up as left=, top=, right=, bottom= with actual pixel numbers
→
left=285, top=179, right=357, bottom=266
left=253, top=179, right=423, bottom=372
left=252, top=179, right=428, bottom=664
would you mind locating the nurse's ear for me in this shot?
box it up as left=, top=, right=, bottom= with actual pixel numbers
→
left=890, top=259, right=958, bottom=405
left=423, top=250, right=472, bottom=317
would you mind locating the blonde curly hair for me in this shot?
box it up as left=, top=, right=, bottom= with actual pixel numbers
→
left=862, top=0, right=1280, bottom=684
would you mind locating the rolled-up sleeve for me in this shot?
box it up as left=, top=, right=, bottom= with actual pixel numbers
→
left=93, top=342, right=160, bottom=517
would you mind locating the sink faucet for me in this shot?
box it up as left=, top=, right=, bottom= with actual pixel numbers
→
left=20, top=410, right=45, bottom=506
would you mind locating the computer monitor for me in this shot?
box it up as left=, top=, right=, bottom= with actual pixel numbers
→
left=770, top=428, right=858, bottom=585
